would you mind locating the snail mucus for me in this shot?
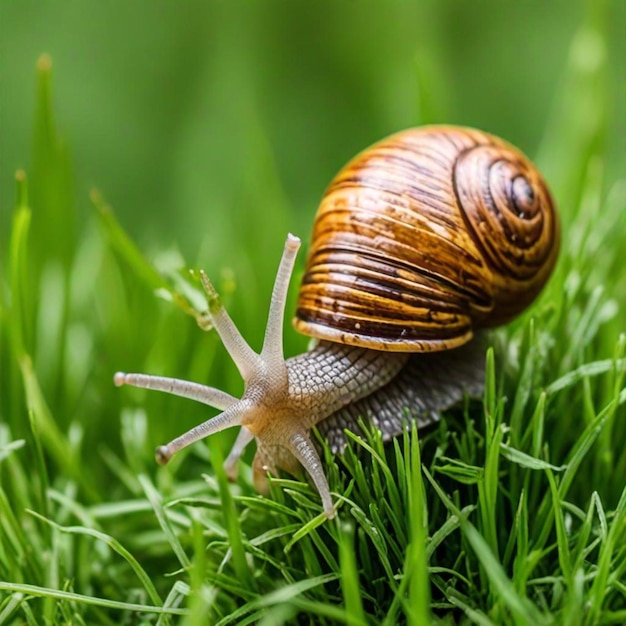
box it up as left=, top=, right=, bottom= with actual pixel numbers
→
left=114, top=126, right=559, bottom=518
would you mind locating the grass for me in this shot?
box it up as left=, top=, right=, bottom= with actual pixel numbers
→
left=1, top=8, right=625, bottom=626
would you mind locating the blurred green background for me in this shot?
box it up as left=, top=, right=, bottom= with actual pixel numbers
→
left=2, top=0, right=623, bottom=256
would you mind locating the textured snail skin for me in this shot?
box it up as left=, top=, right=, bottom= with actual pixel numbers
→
left=114, top=126, right=559, bottom=519
left=317, top=336, right=487, bottom=453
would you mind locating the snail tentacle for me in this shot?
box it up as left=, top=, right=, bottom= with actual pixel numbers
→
left=223, top=427, right=254, bottom=481
left=154, top=399, right=253, bottom=465
left=289, top=430, right=335, bottom=518
left=261, top=234, right=301, bottom=369
left=113, top=372, right=237, bottom=410
left=199, top=270, right=263, bottom=380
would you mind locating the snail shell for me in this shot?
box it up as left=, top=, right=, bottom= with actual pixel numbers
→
left=114, top=125, right=559, bottom=519
left=296, top=125, right=558, bottom=351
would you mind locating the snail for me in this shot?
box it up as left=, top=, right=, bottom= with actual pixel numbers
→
left=114, top=125, right=559, bottom=518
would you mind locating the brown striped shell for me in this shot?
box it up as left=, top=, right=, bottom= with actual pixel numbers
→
left=294, top=126, right=559, bottom=352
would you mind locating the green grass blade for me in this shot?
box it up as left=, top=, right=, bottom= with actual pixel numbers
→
left=404, top=425, right=430, bottom=626
left=424, top=466, right=549, bottom=626
left=26, top=509, right=164, bottom=609
left=205, top=439, right=254, bottom=590
left=337, top=522, right=368, bottom=626
left=545, top=470, right=572, bottom=585
left=92, top=190, right=210, bottom=328
left=0, top=582, right=188, bottom=617
left=536, top=0, right=609, bottom=216
left=31, top=54, right=74, bottom=270
left=585, top=485, right=626, bottom=624
left=139, top=474, right=191, bottom=571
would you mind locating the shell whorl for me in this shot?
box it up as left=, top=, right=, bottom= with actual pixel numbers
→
left=294, top=126, right=559, bottom=352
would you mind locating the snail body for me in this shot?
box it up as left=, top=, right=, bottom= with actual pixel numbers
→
left=115, top=126, right=559, bottom=518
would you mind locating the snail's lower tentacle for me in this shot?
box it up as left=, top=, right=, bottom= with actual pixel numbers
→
left=155, top=399, right=250, bottom=464
left=223, top=427, right=255, bottom=481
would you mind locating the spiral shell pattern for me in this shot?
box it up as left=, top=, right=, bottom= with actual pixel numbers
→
left=294, top=126, right=559, bottom=352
